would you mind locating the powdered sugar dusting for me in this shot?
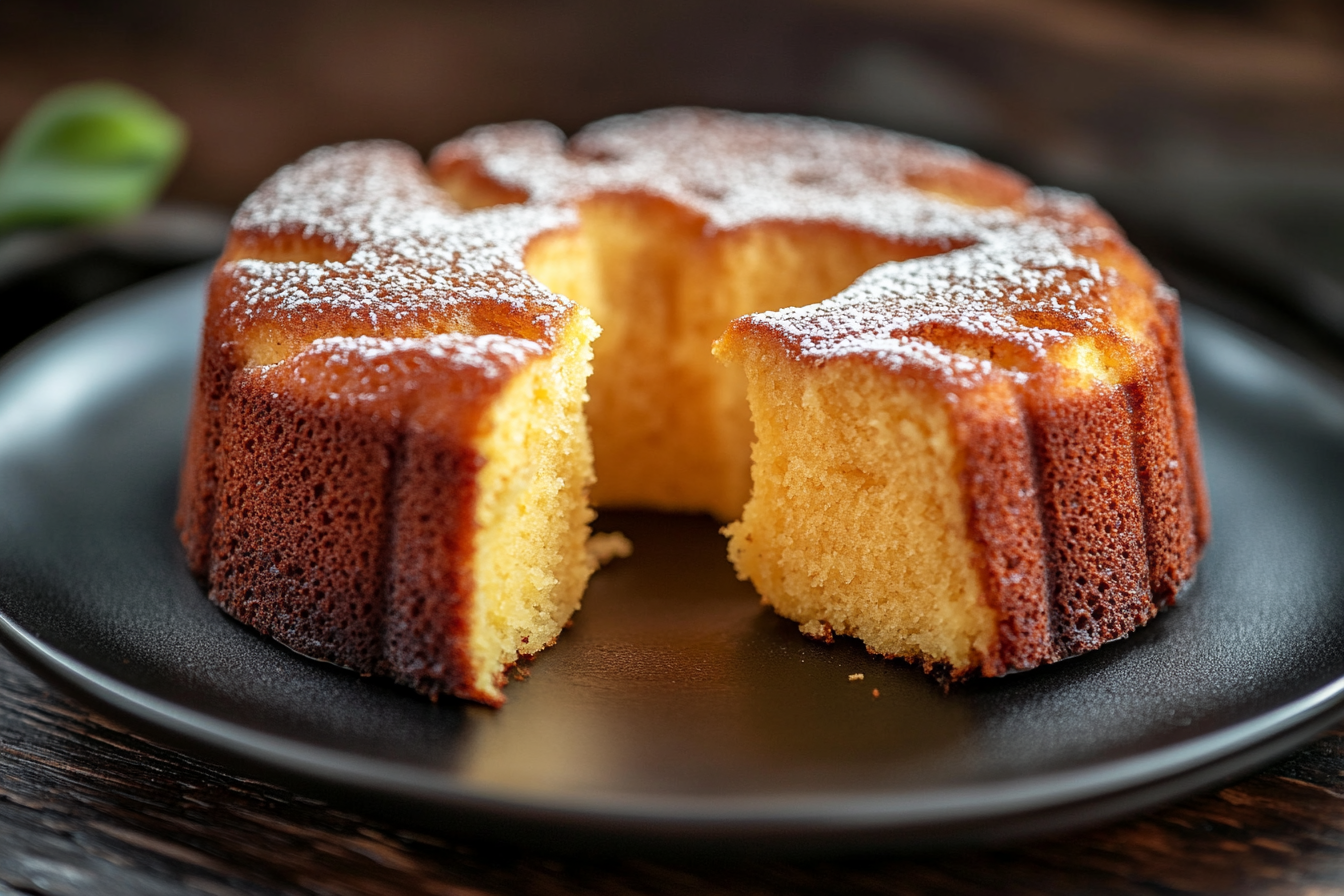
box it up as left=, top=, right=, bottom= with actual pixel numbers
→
left=439, top=109, right=1007, bottom=242
left=311, top=332, right=544, bottom=369
left=224, top=142, right=577, bottom=344
left=276, top=333, right=546, bottom=405
left=753, top=226, right=1114, bottom=386
left=435, top=108, right=1138, bottom=386
left=228, top=110, right=1141, bottom=390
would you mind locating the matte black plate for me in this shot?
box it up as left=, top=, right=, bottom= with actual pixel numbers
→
left=1, top=265, right=1343, bottom=855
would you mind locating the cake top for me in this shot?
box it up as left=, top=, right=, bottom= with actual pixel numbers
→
left=434, top=109, right=1153, bottom=389
left=434, top=108, right=1024, bottom=240
left=217, top=142, right=580, bottom=360
left=253, top=330, right=551, bottom=438
left=219, top=108, right=1156, bottom=388
left=746, top=231, right=1114, bottom=388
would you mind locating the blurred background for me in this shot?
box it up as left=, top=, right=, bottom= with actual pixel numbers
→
left=1, top=0, right=1342, bottom=363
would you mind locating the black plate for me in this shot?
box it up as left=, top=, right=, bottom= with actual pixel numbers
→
left=1, top=265, right=1343, bottom=855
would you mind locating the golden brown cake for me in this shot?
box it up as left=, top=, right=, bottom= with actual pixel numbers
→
left=179, top=109, right=1209, bottom=702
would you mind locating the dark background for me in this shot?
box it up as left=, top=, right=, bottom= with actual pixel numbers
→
left=3, top=0, right=1343, bottom=209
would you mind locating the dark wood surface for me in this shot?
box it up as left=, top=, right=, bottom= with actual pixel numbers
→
left=2, top=647, right=1344, bottom=895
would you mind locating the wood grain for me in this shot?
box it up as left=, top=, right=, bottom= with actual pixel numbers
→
left=2, top=648, right=1344, bottom=895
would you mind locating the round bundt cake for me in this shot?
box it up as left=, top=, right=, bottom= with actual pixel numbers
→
left=177, top=108, right=1209, bottom=705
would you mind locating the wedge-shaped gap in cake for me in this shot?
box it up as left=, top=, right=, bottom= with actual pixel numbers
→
left=523, top=193, right=974, bottom=520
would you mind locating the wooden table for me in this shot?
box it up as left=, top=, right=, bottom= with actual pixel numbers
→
left=2, top=646, right=1342, bottom=895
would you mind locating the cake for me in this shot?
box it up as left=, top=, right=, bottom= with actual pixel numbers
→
left=178, top=109, right=1208, bottom=703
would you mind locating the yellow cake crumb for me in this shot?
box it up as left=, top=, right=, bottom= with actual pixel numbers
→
left=468, top=312, right=599, bottom=703
left=715, top=343, right=998, bottom=673
left=586, top=531, right=634, bottom=568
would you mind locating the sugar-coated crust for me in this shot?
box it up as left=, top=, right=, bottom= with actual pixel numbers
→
left=181, top=109, right=1209, bottom=697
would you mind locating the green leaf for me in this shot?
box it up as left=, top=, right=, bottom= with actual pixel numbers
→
left=0, top=82, right=186, bottom=231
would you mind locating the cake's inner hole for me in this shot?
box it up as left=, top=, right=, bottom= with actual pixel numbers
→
left=523, top=194, right=959, bottom=521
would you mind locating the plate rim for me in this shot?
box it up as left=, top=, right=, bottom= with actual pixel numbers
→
left=4, top=610, right=1343, bottom=851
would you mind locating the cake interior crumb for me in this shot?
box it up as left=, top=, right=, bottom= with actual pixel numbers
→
left=719, top=349, right=997, bottom=671
left=469, top=312, right=598, bottom=703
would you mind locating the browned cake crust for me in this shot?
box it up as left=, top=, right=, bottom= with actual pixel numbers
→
left=180, top=109, right=1209, bottom=699
left=200, top=338, right=522, bottom=698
